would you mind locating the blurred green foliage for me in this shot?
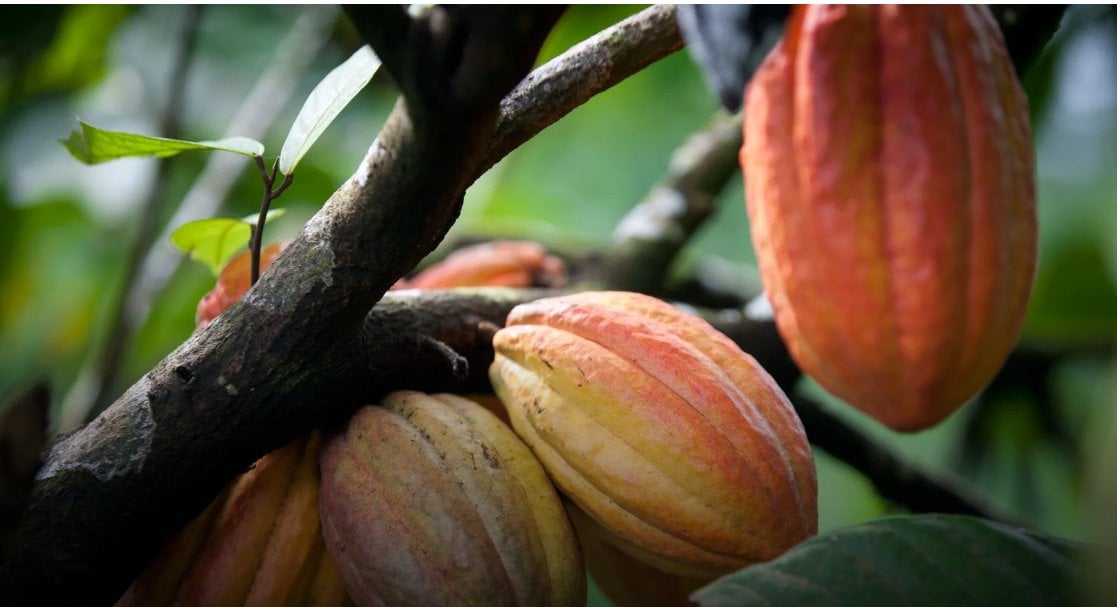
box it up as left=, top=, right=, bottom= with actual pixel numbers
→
left=0, top=5, right=1115, bottom=602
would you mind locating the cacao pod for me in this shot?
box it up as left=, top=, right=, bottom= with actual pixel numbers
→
left=402, top=240, right=568, bottom=289
left=195, top=242, right=287, bottom=331
left=489, top=291, right=817, bottom=578
left=117, top=431, right=350, bottom=607
left=742, top=5, right=1037, bottom=431
left=568, top=505, right=707, bottom=607
left=319, top=391, right=585, bottom=607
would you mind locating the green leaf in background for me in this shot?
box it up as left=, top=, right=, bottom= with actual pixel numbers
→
left=170, top=209, right=285, bottom=275
left=61, top=119, right=264, bottom=164
left=278, top=44, right=380, bottom=176
left=693, top=514, right=1083, bottom=607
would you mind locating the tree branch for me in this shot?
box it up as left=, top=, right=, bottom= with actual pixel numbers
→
left=592, top=112, right=743, bottom=293
left=60, top=7, right=340, bottom=431
left=480, top=4, right=684, bottom=176
left=792, top=393, right=1020, bottom=523
left=703, top=302, right=1017, bottom=523
left=342, top=4, right=410, bottom=89
left=347, top=5, right=567, bottom=118
left=0, top=8, right=562, bottom=604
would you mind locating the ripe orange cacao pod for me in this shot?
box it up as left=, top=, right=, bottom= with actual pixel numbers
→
left=117, top=431, right=350, bottom=607
left=401, top=240, right=568, bottom=290
left=195, top=241, right=287, bottom=331
left=489, top=291, right=817, bottom=578
left=318, top=391, right=585, bottom=607
left=742, top=5, right=1037, bottom=431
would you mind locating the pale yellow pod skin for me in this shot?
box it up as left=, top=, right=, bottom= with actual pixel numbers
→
left=438, top=393, right=586, bottom=605
left=567, top=504, right=710, bottom=607
left=490, top=291, right=817, bottom=578
left=318, top=391, right=585, bottom=607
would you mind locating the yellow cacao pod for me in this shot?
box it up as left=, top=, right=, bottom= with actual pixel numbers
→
left=117, top=431, right=350, bottom=607
left=742, top=5, right=1037, bottom=431
left=318, top=391, right=585, bottom=607
left=567, top=505, right=708, bottom=607
left=489, top=291, right=817, bottom=578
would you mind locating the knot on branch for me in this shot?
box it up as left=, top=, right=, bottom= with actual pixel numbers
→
left=418, top=334, right=470, bottom=381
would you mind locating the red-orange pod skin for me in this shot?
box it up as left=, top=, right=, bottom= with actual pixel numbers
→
left=742, top=6, right=1037, bottom=431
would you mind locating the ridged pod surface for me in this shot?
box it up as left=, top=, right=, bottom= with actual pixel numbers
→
left=117, top=431, right=350, bottom=607
left=318, top=391, right=585, bottom=607
left=403, top=240, right=568, bottom=289
left=489, top=291, right=817, bottom=578
left=742, top=5, right=1037, bottom=431
left=567, top=505, right=709, bottom=607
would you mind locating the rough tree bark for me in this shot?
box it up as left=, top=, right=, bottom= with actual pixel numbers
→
left=0, top=6, right=682, bottom=605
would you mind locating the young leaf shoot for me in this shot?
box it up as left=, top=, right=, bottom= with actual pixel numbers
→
left=278, top=45, right=381, bottom=176
left=171, top=209, right=286, bottom=276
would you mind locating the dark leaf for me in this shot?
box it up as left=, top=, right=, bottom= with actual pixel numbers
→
left=694, top=514, right=1083, bottom=607
left=677, top=5, right=790, bottom=112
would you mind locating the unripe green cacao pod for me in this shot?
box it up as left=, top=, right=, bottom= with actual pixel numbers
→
left=318, top=391, right=585, bottom=607
left=742, top=5, right=1037, bottom=431
left=117, top=431, right=350, bottom=607
left=489, top=291, right=817, bottom=578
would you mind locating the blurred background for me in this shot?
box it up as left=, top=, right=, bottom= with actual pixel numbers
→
left=0, top=2, right=1114, bottom=584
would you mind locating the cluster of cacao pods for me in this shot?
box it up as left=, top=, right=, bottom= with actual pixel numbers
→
left=311, top=288, right=817, bottom=606
left=128, top=4, right=1039, bottom=604
left=146, top=237, right=817, bottom=606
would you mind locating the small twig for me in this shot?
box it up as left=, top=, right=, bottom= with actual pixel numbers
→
left=249, top=159, right=294, bottom=285
left=589, top=112, right=744, bottom=293
left=417, top=335, right=470, bottom=381
left=62, top=7, right=338, bottom=431
left=703, top=298, right=1021, bottom=524
left=793, top=392, right=1020, bottom=523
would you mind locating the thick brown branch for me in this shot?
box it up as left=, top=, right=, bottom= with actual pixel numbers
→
left=347, top=5, right=566, bottom=118
left=360, top=288, right=564, bottom=397
left=0, top=8, right=562, bottom=604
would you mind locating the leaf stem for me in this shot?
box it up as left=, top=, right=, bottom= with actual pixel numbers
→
left=249, top=158, right=294, bottom=285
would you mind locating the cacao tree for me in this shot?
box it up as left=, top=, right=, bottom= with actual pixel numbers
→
left=0, top=5, right=1115, bottom=606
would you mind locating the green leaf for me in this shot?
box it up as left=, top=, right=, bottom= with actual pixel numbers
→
left=170, top=219, right=251, bottom=276
left=61, top=119, right=264, bottom=164
left=693, top=514, right=1083, bottom=607
left=278, top=44, right=380, bottom=176
left=170, top=210, right=285, bottom=275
